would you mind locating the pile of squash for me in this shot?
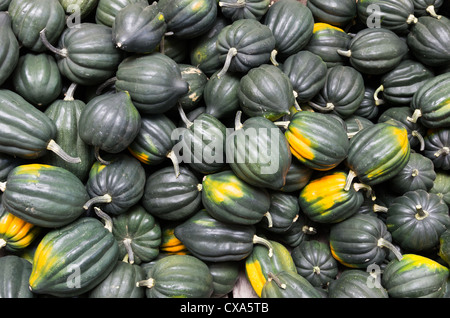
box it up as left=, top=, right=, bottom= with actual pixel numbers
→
left=0, top=0, right=449, bottom=299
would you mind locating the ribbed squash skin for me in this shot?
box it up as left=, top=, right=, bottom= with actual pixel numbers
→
left=357, top=0, right=417, bottom=34
left=346, top=122, right=411, bottom=187
left=261, top=271, right=323, bottom=298
left=202, top=170, right=271, bottom=226
left=329, top=214, right=395, bottom=268
left=299, top=171, right=364, bottom=224
left=382, top=254, right=449, bottom=298
left=85, top=154, right=146, bottom=215
left=424, top=128, right=449, bottom=170
left=208, top=261, right=240, bottom=297
left=174, top=209, right=258, bottom=262
left=305, top=23, right=352, bottom=68
left=0, top=12, right=19, bottom=87
left=328, top=269, right=389, bottom=298
left=115, top=53, right=189, bottom=114
left=219, top=0, right=269, bottom=21
left=263, top=0, right=314, bottom=58
left=291, top=240, right=338, bottom=288
left=59, top=0, right=98, bottom=19
left=55, top=23, right=123, bottom=85
left=410, top=72, right=450, bottom=129
left=29, top=217, right=119, bottom=297
left=89, top=261, right=146, bottom=298
left=228, top=116, right=292, bottom=190
left=238, top=64, right=294, bottom=120
left=178, top=64, right=208, bottom=111
left=307, top=0, right=357, bottom=27
left=8, top=0, right=65, bottom=52
left=261, top=192, right=299, bottom=232
left=412, top=0, right=444, bottom=16
left=386, top=190, right=450, bottom=253
left=158, top=0, right=217, bottom=39
left=95, top=0, right=144, bottom=27
left=141, top=166, right=202, bottom=221
left=0, top=204, right=40, bottom=252
left=431, top=171, right=450, bottom=206
left=245, top=239, right=297, bottom=297
left=285, top=111, right=349, bottom=171
left=0, top=89, right=57, bottom=159
left=0, top=255, right=34, bottom=298
left=204, top=70, right=241, bottom=119
left=344, top=27, right=409, bottom=75
left=78, top=91, right=141, bottom=154
left=439, top=229, right=450, bottom=266
left=112, top=1, right=167, bottom=53
left=112, top=205, right=161, bottom=265
left=2, top=164, right=89, bottom=228
left=216, top=19, right=276, bottom=74
left=407, top=16, right=450, bottom=67
left=142, top=254, right=214, bottom=298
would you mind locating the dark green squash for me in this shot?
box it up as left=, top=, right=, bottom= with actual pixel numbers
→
left=9, top=0, right=66, bottom=52
left=216, top=18, right=276, bottom=77
left=389, top=152, right=437, bottom=194
left=95, top=0, right=144, bottom=27
left=345, top=122, right=411, bottom=188
left=261, top=270, right=323, bottom=298
left=141, top=166, right=202, bottom=221
left=424, top=128, right=449, bottom=171
left=238, top=64, right=296, bottom=120
left=112, top=204, right=161, bottom=265
left=84, top=154, right=146, bottom=216
left=0, top=89, right=81, bottom=163
left=279, top=160, right=313, bottom=193
left=89, top=261, right=146, bottom=298
left=259, top=192, right=300, bottom=233
left=407, top=16, right=450, bottom=67
left=308, top=65, right=365, bottom=119
left=344, top=115, right=374, bottom=139
left=382, top=253, right=449, bottom=298
left=218, top=0, right=270, bottom=21
left=1, top=164, right=90, bottom=228
left=374, top=59, right=434, bottom=106
left=40, top=22, right=124, bottom=86
left=281, top=51, right=327, bottom=104
left=115, top=52, right=189, bottom=114
left=337, top=27, right=409, bottom=75
left=329, top=213, right=403, bottom=269
left=112, top=1, right=167, bottom=54
left=352, top=87, right=380, bottom=120
left=137, top=254, right=214, bottom=298
left=59, top=0, right=98, bottom=19
left=412, top=0, right=444, bottom=17
left=263, top=0, right=314, bottom=62
left=0, top=0, right=11, bottom=10
left=291, top=240, right=339, bottom=288
left=42, top=83, right=95, bottom=182
left=227, top=112, right=292, bottom=190
left=78, top=91, right=141, bottom=163
left=283, top=111, right=350, bottom=171
left=357, top=0, right=418, bottom=34
left=204, top=70, right=241, bottom=119
left=0, top=12, right=19, bottom=87
left=178, top=64, right=208, bottom=111
left=307, top=0, right=357, bottom=27
left=0, top=255, right=34, bottom=298
left=430, top=171, right=450, bottom=207
left=438, top=229, right=450, bottom=266
left=328, top=269, right=388, bottom=298
left=245, top=239, right=297, bottom=297
left=174, top=209, right=273, bottom=262
left=201, top=170, right=272, bottom=226
left=12, top=53, right=62, bottom=108
left=408, top=72, right=450, bottom=129
left=304, top=23, right=352, bottom=68
left=386, top=190, right=450, bottom=253
left=208, top=261, right=240, bottom=297
left=29, top=216, right=119, bottom=297
left=269, top=213, right=317, bottom=248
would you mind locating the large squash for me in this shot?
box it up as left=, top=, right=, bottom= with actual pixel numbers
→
left=0, top=12, right=19, bottom=87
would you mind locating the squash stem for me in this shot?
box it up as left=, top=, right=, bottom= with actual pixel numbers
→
left=253, top=235, right=273, bottom=258
left=64, top=83, right=78, bottom=101
left=373, top=85, right=385, bottom=106
left=302, top=225, right=317, bottom=235
left=411, top=130, right=425, bottom=151
left=406, top=14, right=418, bottom=24
left=353, top=183, right=375, bottom=200
left=267, top=272, right=286, bottom=289
left=344, top=170, right=357, bottom=191
left=217, top=47, right=238, bottom=79
left=264, top=212, right=273, bottom=228
left=136, top=278, right=155, bottom=289
left=307, top=100, right=334, bottom=112
left=83, top=193, right=113, bottom=210
left=94, top=146, right=111, bottom=165
left=347, top=118, right=364, bottom=138
left=47, top=139, right=81, bottom=163
left=0, top=239, right=6, bottom=249
left=411, top=168, right=419, bottom=177
left=337, top=49, right=351, bottom=58
left=122, top=238, right=135, bottom=264
left=426, top=5, right=442, bottom=19
left=378, top=237, right=403, bottom=261
left=406, top=108, right=422, bottom=123
left=293, top=91, right=302, bottom=111
left=373, top=204, right=388, bottom=213
left=435, top=147, right=450, bottom=158
left=273, top=121, right=290, bottom=130
left=167, top=150, right=181, bottom=178
left=96, top=77, right=117, bottom=95
left=234, top=110, right=244, bottom=130
left=415, top=204, right=429, bottom=220
left=178, top=103, right=193, bottom=128
left=39, top=29, right=68, bottom=57
left=0, top=181, right=6, bottom=193
left=94, top=207, right=113, bottom=232
left=270, top=49, right=279, bottom=66
left=313, top=266, right=321, bottom=275
left=197, top=183, right=203, bottom=192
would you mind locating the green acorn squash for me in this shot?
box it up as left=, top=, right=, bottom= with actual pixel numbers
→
left=218, top=0, right=269, bottom=21
left=204, top=70, right=241, bottom=119
left=0, top=12, right=19, bottom=87
left=95, top=0, right=144, bottom=27
left=328, top=269, right=389, bottom=298
left=259, top=192, right=299, bottom=233
left=208, top=261, right=240, bottom=297
left=423, top=128, right=449, bottom=171
left=430, top=171, right=450, bottom=207
left=307, top=0, right=357, bottom=27
left=59, top=0, right=99, bottom=19
left=0, top=255, right=34, bottom=298
left=412, top=0, right=444, bottom=17
left=261, top=271, right=323, bottom=298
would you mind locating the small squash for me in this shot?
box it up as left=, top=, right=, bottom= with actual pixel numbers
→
left=204, top=70, right=241, bottom=119
left=261, top=271, right=323, bottom=298
left=328, top=269, right=388, bottom=298
left=423, top=128, right=450, bottom=170
left=0, top=255, right=34, bottom=298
